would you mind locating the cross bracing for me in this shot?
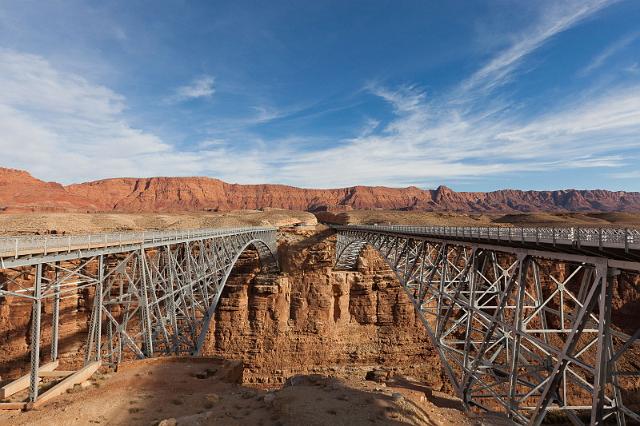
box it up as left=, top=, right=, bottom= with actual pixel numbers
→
left=1, top=223, right=639, bottom=425
left=335, top=225, right=640, bottom=426
left=0, top=227, right=278, bottom=403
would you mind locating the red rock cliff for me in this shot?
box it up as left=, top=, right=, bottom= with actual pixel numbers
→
left=0, top=168, right=100, bottom=212
left=202, top=228, right=444, bottom=387
left=2, top=167, right=640, bottom=213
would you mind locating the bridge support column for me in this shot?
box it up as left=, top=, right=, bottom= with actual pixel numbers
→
left=532, top=260, right=608, bottom=425
left=86, top=255, right=104, bottom=363
left=591, top=267, right=616, bottom=425
left=29, top=263, right=43, bottom=402
left=139, top=249, right=154, bottom=357
left=165, top=246, right=181, bottom=354
left=508, top=255, right=529, bottom=419
left=51, top=262, right=60, bottom=361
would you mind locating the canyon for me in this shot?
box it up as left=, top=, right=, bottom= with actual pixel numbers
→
left=0, top=226, right=463, bottom=425
left=2, top=167, right=640, bottom=214
left=0, top=227, right=442, bottom=388
left=203, top=228, right=443, bottom=388
left=0, top=221, right=638, bottom=424
left=1, top=169, right=639, bottom=424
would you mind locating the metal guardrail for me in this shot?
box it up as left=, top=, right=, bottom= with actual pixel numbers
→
left=342, top=225, right=640, bottom=251
left=0, top=227, right=276, bottom=259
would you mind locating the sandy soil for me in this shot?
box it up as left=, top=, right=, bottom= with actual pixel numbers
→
left=0, top=209, right=317, bottom=236
left=2, top=209, right=639, bottom=237
left=316, top=210, right=640, bottom=228
left=0, top=358, right=486, bottom=426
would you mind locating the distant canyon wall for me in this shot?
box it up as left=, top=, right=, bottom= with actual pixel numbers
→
left=2, top=167, right=640, bottom=213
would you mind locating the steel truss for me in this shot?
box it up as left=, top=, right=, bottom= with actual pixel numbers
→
left=335, top=227, right=640, bottom=425
left=0, top=227, right=278, bottom=403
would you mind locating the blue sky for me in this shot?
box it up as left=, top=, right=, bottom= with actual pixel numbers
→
left=1, top=0, right=639, bottom=191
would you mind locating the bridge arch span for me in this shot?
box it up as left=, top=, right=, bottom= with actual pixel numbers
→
left=0, top=227, right=280, bottom=403
left=335, top=237, right=369, bottom=271
left=62, top=228, right=279, bottom=366
left=192, top=237, right=278, bottom=355
left=333, top=226, right=640, bottom=425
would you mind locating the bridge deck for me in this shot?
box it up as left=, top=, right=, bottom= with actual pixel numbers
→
left=335, top=224, right=640, bottom=261
left=0, top=227, right=276, bottom=262
left=334, top=226, right=640, bottom=423
left=0, top=226, right=280, bottom=407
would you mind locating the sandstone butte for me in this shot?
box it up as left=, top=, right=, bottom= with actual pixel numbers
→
left=2, top=166, right=640, bottom=213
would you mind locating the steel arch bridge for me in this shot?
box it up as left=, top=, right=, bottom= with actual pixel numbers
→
left=335, top=225, right=640, bottom=426
left=0, top=227, right=278, bottom=403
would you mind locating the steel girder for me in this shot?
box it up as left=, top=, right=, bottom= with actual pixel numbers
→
left=0, top=228, right=278, bottom=403
left=335, top=228, right=640, bottom=425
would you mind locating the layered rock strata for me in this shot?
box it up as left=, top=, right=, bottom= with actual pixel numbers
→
left=202, top=228, right=444, bottom=387
left=2, top=167, right=640, bottom=213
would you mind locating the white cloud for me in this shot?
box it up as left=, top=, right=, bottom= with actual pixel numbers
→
left=358, top=117, right=380, bottom=137
left=459, top=0, right=613, bottom=97
left=3, top=37, right=637, bottom=189
left=171, top=75, right=215, bottom=102
left=271, top=82, right=640, bottom=187
left=626, top=62, right=640, bottom=74
left=0, top=50, right=264, bottom=183
left=0, top=0, right=635, bottom=190
left=580, top=31, right=640, bottom=76
left=266, top=0, right=632, bottom=188
left=610, top=171, right=640, bottom=179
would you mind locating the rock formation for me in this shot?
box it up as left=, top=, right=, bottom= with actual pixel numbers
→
left=0, top=228, right=444, bottom=390
left=202, top=227, right=444, bottom=387
left=0, top=227, right=638, bottom=414
left=2, top=167, right=640, bottom=213
left=0, top=168, right=100, bottom=213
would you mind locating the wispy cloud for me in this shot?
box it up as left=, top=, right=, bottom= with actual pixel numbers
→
left=265, top=0, right=628, bottom=188
left=170, top=75, right=215, bottom=102
left=0, top=0, right=635, bottom=189
left=626, top=62, right=640, bottom=74
left=459, top=0, right=613, bottom=97
left=0, top=50, right=265, bottom=183
left=610, top=170, right=640, bottom=179
left=271, top=82, right=640, bottom=187
left=580, top=31, right=640, bottom=76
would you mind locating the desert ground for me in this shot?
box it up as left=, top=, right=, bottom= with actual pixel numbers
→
left=0, top=357, right=484, bottom=426
left=1, top=209, right=639, bottom=237
left=0, top=210, right=638, bottom=425
left=0, top=209, right=317, bottom=236
left=316, top=209, right=640, bottom=227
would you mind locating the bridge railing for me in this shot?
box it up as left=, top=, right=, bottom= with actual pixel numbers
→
left=0, top=226, right=276, bottom=258
left=342, top=224, right=640, bottom=251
